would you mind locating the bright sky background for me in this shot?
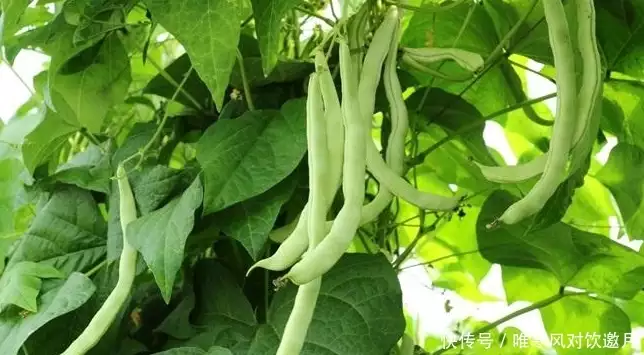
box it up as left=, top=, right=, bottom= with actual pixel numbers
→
left=1, top=0, right=643, bottom=353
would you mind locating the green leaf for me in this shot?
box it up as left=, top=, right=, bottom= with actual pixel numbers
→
left=197, top=98, right=306, bottom=214
left=595, top=1, right=644, bottom=78
left=0, top=262, right=63, bottom=313
left=230, top=58, right=313, bottom=89
left=0, top=0, right=30, bottom=43
left=595, top=143, right=644, bottom=239
left=49, top=142, right=113, bottom=193
left=478, top=190, right=644, bottom=299
left=143, top=53, right=212, bottom=110
left=0, top=272, right=96, bottom=355
left=192, top=259, right=257, bottom=339
left=155, top=288, right=199, bottom=340
left=21, top=109, right=77, bottom=174
left=602, top=82, right=644, bottom=150
left=153, top=348, right=207, bottom=355
left=128, top=177, right=204, bottom=303
left=144, top=0, right=243, bottom=111
left=49, top=33, right=132, bottom=133
left=261, top=253, right=405, bottom=354
left=250, top=0, right=302, bottom=76
left=0, top=112, right=44, bottom=145
left=0, top=156, right=26, bottom=240
left=107, top=164, right=185, bottom=260
left=216, top=174, right=297, bottom=260
left=23, top=263, right=127, bottom=355
left=6, top=186, right=107, bottom=275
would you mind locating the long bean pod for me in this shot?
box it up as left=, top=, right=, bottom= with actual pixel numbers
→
left=494, top=0, right=578, bottom=225
left=62, top=165, right=139, bottom=355
left=275, top=73, right=327, bottom=355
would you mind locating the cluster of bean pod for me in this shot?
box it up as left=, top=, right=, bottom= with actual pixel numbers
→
left=248, top=5, right=486, bottom=355
left=477, top=0, right=603, bottom=227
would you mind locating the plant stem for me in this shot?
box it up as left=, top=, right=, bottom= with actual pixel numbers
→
left=295, top=6, right=335, bottom=27
left=508, top=58, right=556, bottom=83
left=291, top=10, right=301, bottom=58
left=392, top=212, right=445, bottom=269
left=85, top=259, right=107, bottom=278
left=433, top=291, right=586, bottom=354
left=125, top=67, right=194, bottom=169
left=408, top=91, right=556, bottom=167
left=146, top=56, right=204, bottom=111
left=236, top=49, right=255, bottom=111
left=1, top=57, right=40, bottom=100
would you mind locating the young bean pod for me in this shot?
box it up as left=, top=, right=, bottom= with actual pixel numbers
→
left=62, top=165, right=139, bottom=355
left=282, top=39, right=367, bottom=286
left=360, top=7, right=405, bottom=224
left=276, top=72, right=327, bottom=355
left=401, top=47, right=484, bottom=72
left=493, top=0, right=578, bottom=225
left=316, top=50, right=344, bottom=201
left=568, top=0, right=603, bottom=174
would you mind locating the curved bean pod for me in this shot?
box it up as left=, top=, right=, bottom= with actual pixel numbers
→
left=494, top=0, right=578, bottom=225
left=568, top=0, right=603, bottom=174
left=62, top=165, right=138, bottom=355
left=402, top=47, right=484, bottom=72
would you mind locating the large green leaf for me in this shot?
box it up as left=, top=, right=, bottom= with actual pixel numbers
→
left=23, top=263, right=127, bottom=355
left=197, top=98, right=306, bottom=214
left=602, top=81, right=644, bottom=151
left=595, top=0, right=644, bottom=78
left=6, top=187, right=107, bottom=275
left=49, top=142, right=113, bottom=193
left=142, top=53, right=213, bottom=110
left=250, top=0, right=302, bottom=76
left=128, top=176, right=204, bottom=303
left=215, top=174, right=297, bottom=260
left=0, top=273, right=96, bottom=355
left=21, top=108, right=77, bottom=174
left=192, top=259, right=257, bottom=341
left=49, top=33, right=132, bottom=133
left=0, top=156, right=25, bottom=240
left=107, top=164, right=188, bottom=260
left=0, top=262, right=63, bottom=313
left=595, top=143, right=644, bottom=239
left=477, top=191, right=644, bottom=299
left=0, top=0, right=30, bottom=43
left=144, top=0, right=244, bottom=111
left=257, top=253, right=405, bottom=354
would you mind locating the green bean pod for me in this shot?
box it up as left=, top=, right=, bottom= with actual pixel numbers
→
left=62, top=165, right=138, bottom=355
left=315, top=50, right=344, bottom=202
left=276, top=73, right=327, bottom=355
left=401, top=47, right=484, bottom=72
left=282, top=40, right=367, bottom=285
left=361, top=12, right=408, bottom=223
left=400, top=53, right=474, bottom=82
left=568, top=0, right=603, bottom=174
left=495, top=0, right=578, bottom=225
